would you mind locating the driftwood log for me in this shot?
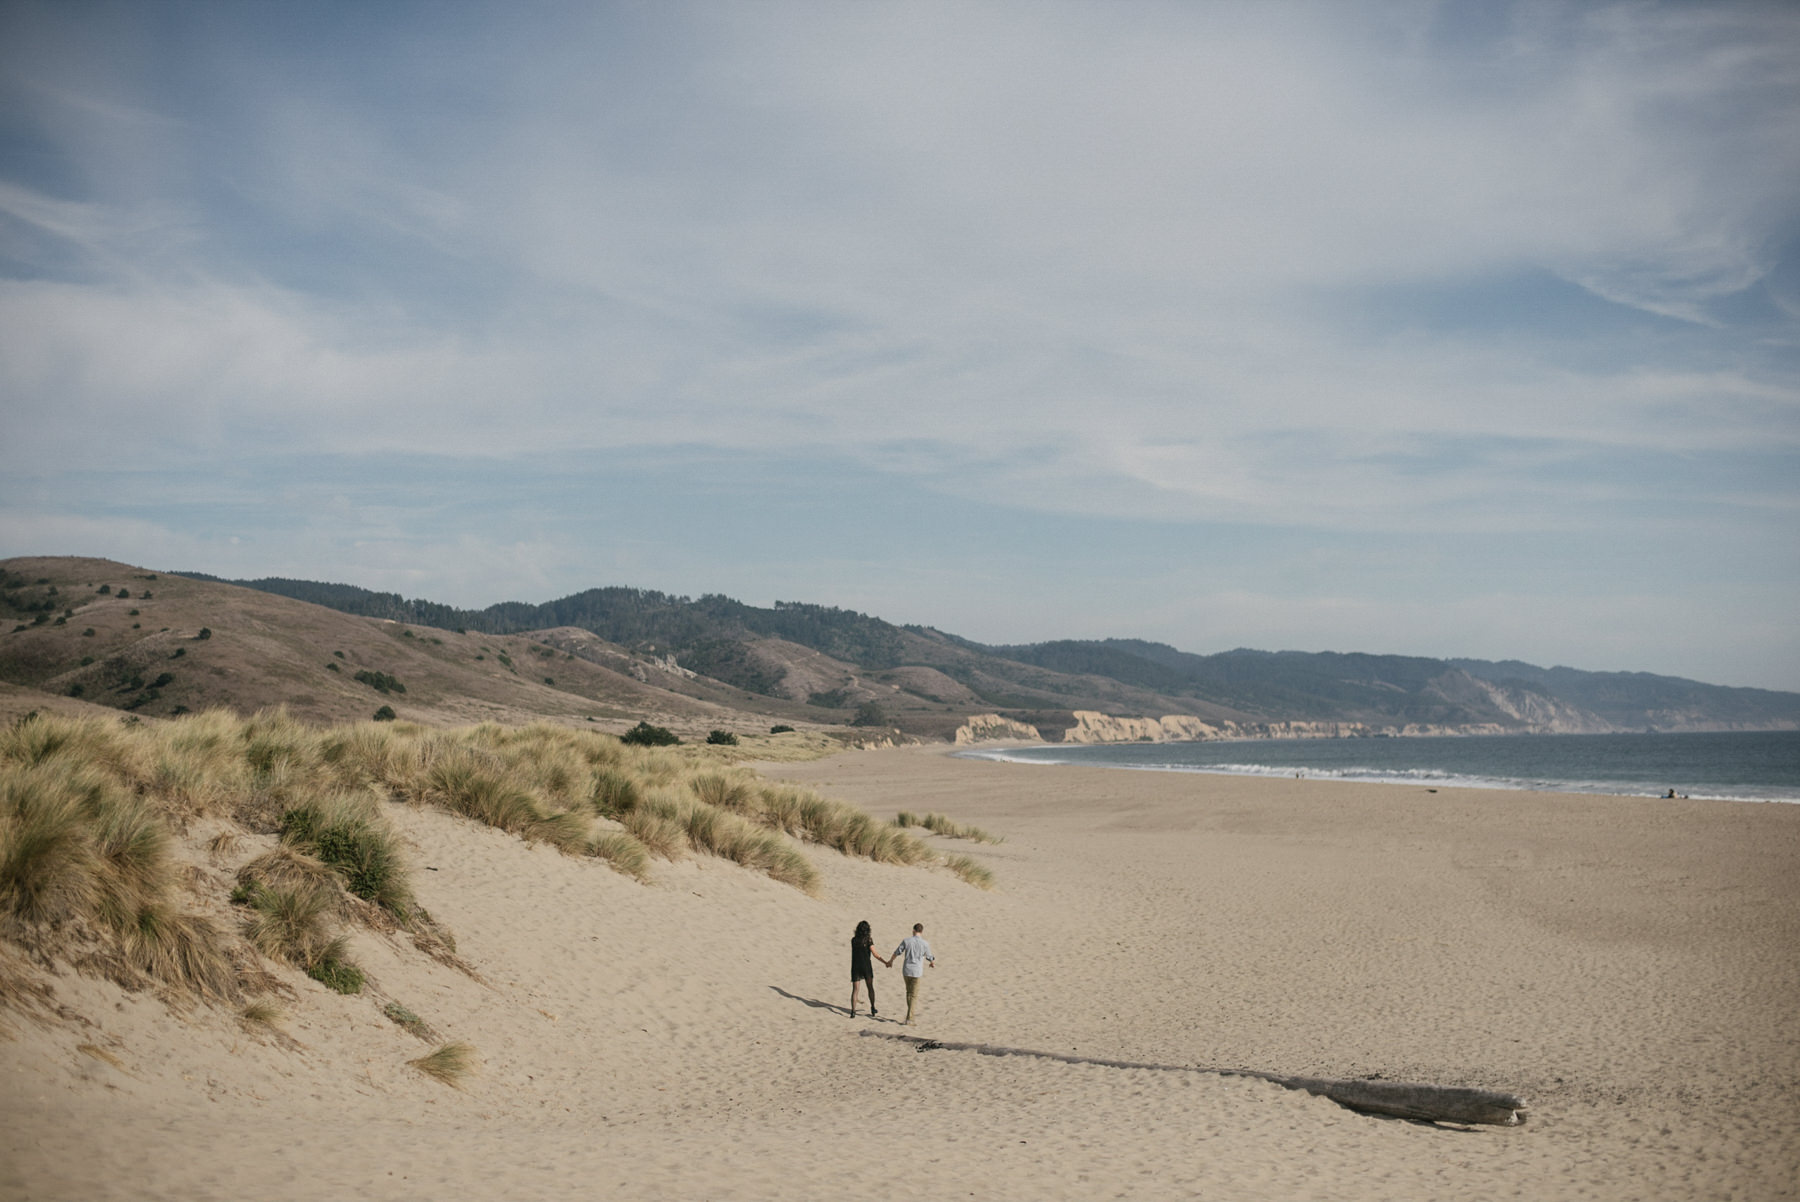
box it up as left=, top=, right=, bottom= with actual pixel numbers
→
left=859, top=1031, right=1528, bottom=1126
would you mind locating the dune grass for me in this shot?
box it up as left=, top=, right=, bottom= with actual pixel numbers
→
left=0, top=748, right=244, bottom=999
left=895, top=811, right=1004, bottom=844
left=239, top=1000, right=284, bottom=1029
left=278, top=790, right=414, bottom=917
left=238, top=877, right=337, bottom=966
left=0, top=762, right=103, bottom=925
left=409, top=1040, right=476, bottom=1087
left=0, top=707, right=992, bottom=1020
left=305, top=943, right=365, bottom=994
left=587, top=830, right=653, bottom=880
left=120, top=904, right=239, bottom=1000
left=943, top=854, right=996, bottom=890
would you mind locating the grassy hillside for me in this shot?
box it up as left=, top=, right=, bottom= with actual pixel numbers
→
left=0, top=557, right=837, bottom=742
left=185, top=570, right=1251, bottom=735
left=21, top=557, right=1795, bottom=736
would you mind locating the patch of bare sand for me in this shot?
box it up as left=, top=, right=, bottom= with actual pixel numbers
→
left=4, top=745, right=1797, bottom=1200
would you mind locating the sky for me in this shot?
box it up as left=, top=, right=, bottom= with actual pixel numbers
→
left=1, top=1, right=1797, bottom=691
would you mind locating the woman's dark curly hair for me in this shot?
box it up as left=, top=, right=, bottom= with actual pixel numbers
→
left=853, top=919, right=871, bottom=941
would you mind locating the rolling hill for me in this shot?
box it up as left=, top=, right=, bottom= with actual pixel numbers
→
left=5, top=556, right=1796, bottom=739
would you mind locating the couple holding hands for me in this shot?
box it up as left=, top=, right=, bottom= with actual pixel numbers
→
left=850, top=919, right=934, bottom=1025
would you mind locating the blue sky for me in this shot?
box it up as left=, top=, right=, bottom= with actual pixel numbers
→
left=2, top=1, right=1797, bottom=690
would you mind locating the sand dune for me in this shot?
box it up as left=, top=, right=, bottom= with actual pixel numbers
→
left=5, top=745, right=1797, bottom=1199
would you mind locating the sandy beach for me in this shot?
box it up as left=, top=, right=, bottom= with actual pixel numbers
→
left=4, top=744, right=1798, bottom=1200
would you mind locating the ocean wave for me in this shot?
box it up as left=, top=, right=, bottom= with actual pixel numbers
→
left=951, top=746, right=1800, bottom=803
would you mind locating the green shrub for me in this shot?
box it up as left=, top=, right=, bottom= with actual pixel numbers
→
left=353, top=669, right=405, bottom=695
left=373, top=705, right=396, bottom=721
left=621, top=721, right=679, bottom=747
left=850, top=701, right=887, bottom=727
left=705, top=729, right=739, bottom=746
left=81, top=628, right=95, bottom=637
left=770, top=724, right=795, bottom=734
left=195, top=628, right=211, bottom=640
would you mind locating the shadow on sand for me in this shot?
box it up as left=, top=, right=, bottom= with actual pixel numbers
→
left=768, top=985, right=891, bottom=1021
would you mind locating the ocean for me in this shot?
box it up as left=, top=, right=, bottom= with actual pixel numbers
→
left=957, top=730, right=1800, bottom=804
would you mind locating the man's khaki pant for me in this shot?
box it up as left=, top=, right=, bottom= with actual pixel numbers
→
left=904, top=974, right=922, bottom=1024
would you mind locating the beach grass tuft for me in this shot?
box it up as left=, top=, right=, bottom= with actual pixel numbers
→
left=587, top=830, right=653, bottom=880
left=943, top=854, right=996, bottom=890
left=0, top=763, right=103, bottom=925
left=896, top=811, right=1003, bottom=844
left=121, top=903, right=240, bottom=1000
left=681, top=803, right=821, bottom=894
left=687, top=769, right=755, bottom=812
left=278, top=790, right=413, bottom=917
left=239, top=1000, right=284, bottom=1029
left=589, top=766, right=641, bottom=817
left=409, top=1040, right=476, bottom=1087
left=525, top=808, right=592, bottom=853
left=304, top=936, right=365, bottom=994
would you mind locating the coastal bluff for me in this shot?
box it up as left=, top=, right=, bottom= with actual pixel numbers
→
left=955, top=710, right=1519, bottom=745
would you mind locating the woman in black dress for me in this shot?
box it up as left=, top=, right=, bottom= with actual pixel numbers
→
left=850, top=919, right=892, bottom=1018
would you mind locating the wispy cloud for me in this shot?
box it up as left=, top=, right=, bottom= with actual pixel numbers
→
left=1, top=0, right=1796, bottom=686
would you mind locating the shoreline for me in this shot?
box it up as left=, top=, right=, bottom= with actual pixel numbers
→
left=951, top=728, right=1800, bottom=805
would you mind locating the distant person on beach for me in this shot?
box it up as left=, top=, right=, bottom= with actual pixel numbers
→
left=850, top=919, right=892, bottom=1018
left=894, top=922, right=936, bottom=1025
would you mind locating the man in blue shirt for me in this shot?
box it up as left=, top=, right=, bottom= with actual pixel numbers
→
left=893, top=922, right=936, bottom=1025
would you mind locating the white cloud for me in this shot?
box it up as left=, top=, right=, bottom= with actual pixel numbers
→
left=1, top=1, right=1796, bottom=684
